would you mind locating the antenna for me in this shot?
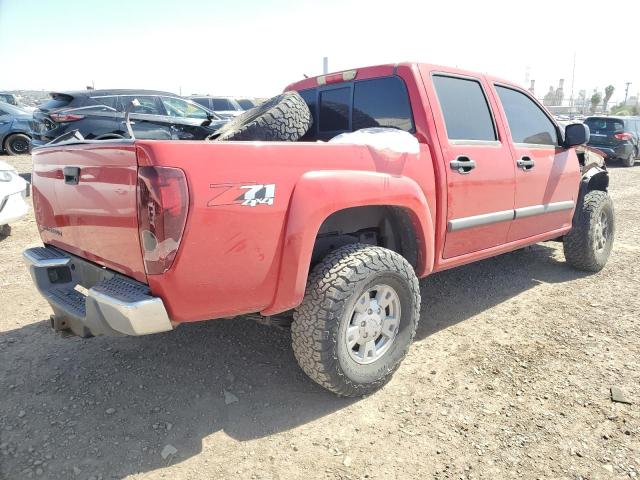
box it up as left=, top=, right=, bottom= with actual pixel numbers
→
left=569, top=52, right=576, bottom=119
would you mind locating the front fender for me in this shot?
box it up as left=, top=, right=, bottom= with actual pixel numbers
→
left=261, top=170, right=434, bottom=315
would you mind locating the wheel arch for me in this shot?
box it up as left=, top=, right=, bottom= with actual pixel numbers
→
left=261, top=170, right=434, bottom=316
left=580, top=166, right=609, bottom=199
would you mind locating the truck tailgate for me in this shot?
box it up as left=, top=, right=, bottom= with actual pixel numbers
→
left=32, top=142, right=146, bottom=283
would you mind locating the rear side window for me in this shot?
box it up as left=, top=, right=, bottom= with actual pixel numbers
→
left=212, top=98, right=234, bottom=110
left=91, top=96, right=117, bottom=110
left=192, top=98, right=210, bottom=108
left=298, top=76, right=415, bottom=140
left=496, top=86, right=558, bottom=145
left=432, top=75, right=496, bottom=141
left=298, top=89, right=317, bottom=140
left=237, top=99, right=255, bottom=109
left=584, top=117, right=625, bottom=134
left=40, top=95, right=73, bottom=111
left=319, top=87, right=350, bottom=132
left=353, top=77, right=413, bottom=131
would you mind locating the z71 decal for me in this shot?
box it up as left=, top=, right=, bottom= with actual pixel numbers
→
left=208, top=182, right=276, bottom=207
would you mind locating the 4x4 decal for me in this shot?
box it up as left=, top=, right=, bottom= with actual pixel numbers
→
left=208, top=182, right=276, bottom=207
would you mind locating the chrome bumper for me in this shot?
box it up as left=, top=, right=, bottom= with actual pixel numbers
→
left=23, top=246, right=172, bottom=337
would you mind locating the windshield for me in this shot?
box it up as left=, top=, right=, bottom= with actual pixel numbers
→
left=161, top=97, right=210, bottom=119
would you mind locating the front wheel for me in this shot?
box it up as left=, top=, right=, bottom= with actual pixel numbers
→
left=563, top=191, right=615, bottom=272
left=292, top=244, right=420, bottom=397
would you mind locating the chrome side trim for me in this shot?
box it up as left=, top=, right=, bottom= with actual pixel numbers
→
left=515, top=201, right=574, bottom=219
left=447, top=209, right=514, bottom=232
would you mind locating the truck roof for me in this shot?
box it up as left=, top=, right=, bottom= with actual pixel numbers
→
left=286, top=62, right=523, bottom=93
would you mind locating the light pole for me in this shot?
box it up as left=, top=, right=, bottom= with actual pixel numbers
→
left=624, top=82, right=631, bottom=106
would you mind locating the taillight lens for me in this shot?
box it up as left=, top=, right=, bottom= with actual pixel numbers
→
left=49, top=113, right=85, bottom=123
left=137, top=166, right=188, bottom=275
left=614, top=132, right=633, bottom=141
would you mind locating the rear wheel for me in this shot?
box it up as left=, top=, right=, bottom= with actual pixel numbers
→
left=622, top=150, right=635, bottom=167
left=292, top=244, right=420, bottom=397
left=4, top=134, right=31, bottom=155
left=563, top=191, right=614, bottom=272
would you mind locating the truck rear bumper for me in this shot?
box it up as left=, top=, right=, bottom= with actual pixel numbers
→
left=23, top=246, right=173, bottom=337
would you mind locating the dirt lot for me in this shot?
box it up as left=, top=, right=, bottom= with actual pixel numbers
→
left=1, top=154, right=638, bottom=480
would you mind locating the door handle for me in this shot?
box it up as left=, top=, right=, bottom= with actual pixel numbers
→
left=450, top=156, right=476, bottom=174
left=517, top=156, right=535, bottom=170
left=63, top=166, right=81, bottom=185
left=121, top=121, right=136, bottom=125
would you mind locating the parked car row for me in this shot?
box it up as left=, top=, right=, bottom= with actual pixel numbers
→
left=189, top=96, right=260, bottom=119
left=31, top=90, right=228, bottom=146
left=0, top=90, right=265, bottom=155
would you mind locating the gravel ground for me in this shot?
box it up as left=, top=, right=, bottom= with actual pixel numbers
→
left=1, top=154, right=638, bottom=480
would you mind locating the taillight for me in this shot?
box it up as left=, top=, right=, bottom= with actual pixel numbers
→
left=137, top=166, right=188, bottom=275
left=49, top=113, right=85, bottom=123
left=317, top=69, right=357, bottom=86
left=614, top=132, right=633, bottom=141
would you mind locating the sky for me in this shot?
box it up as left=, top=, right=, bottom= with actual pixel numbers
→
left=1, top=0, right=639, bottom=104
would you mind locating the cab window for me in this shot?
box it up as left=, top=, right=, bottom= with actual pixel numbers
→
left=432, top=75, right=497, bottom=142
left=496, top=86, right=558, bottom=146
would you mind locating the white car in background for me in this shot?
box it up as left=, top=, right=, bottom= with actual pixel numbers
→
left=0, top=160, right=29, bottom=236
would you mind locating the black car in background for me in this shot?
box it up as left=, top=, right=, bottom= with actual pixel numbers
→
left=31, top=90, right=227, bottom=146
left=584, top=116, right=639, bottom=167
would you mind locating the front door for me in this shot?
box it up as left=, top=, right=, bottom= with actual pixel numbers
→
left=428, top=73, right=516, bottom=258
left=492, top=85, right=581, bottom=242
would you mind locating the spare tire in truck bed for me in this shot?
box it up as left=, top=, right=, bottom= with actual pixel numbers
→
left=209, top=91, right=312, bottom=142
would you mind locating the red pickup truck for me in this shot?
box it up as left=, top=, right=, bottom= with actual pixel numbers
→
left=25, top=63, right=614, bottom=397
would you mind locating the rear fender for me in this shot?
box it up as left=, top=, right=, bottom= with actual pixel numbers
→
left=261, top=170, right=434, bottom=315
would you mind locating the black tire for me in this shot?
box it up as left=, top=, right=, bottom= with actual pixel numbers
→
left=0, top=224, right=11, bottom=238
left=622, top=151, right=635, bottom=167
left=4, top=133, right=31, bottom=155
left=563, top=191, right=615, bottom=272
left=292, top=244, right=420, bottom=397
left=210, top=91, right=311, bottom=142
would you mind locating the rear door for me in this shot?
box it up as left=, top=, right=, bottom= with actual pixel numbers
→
left=493, top=85, right=580, bottom=242
left=118, top=95, right=172, bottom=140
left=427, top=72, right=516, bottom=258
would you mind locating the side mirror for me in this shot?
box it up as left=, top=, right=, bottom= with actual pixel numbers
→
left=564, top=123, right=590, bottom=148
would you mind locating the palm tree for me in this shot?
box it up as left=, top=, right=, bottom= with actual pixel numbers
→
left=602, top=85, right=615, bottom=112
